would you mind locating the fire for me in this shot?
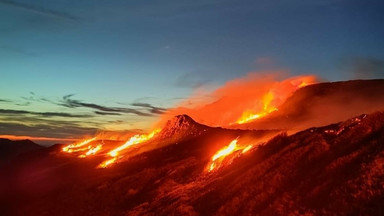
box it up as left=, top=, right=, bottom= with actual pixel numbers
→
left=59, top=74, right=318, bottom=170
left=98, top=157, right=116, bottom=168
left=62, top=137, right=97, bottom=153
left=207, top=138, right=254, bottom=172
left=108, top=129, right=161, bottom=157
left=235, top=76, right=315, bottom=124
left=236, top=91, right=278, bottom=124
left=66, top=146, right=89, bottom=153
left=212, top=139, right=238, bottom=161
left=242, top=145, right=253, bottom=153
left=156, top=73, right=318, bottom=127
left=97, top=129, right=161, bottom=168
left=61, top=129, right=162, bottom=168
left=79, top=144, right=102, bottom=158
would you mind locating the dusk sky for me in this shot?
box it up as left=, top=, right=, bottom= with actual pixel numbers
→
left=1, top=0, right=383, bottom=143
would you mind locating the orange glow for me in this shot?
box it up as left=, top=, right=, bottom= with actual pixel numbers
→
left=211, top=139, right=238, bottom=161
left=156, top=73, right=318, bottom=128
left=236, top=91, right=278, bottom=124
left=97, top=129, right=161, bottom=168
left=62, top=137, right=96, bottom=153
left=235, top=76, right=316, bottom=125
left=98, top=157, right=116, bottom=168
left=67, top=146, right=89, bottom=153
left=298, top=81, right=309, bottom=88
left=108, top=129, right=161, bottom=157
left=94, top=130, right=144, bottom=141
left=242, top=145, right=253, bottom=153
left=208, top=138, right=254, bottom=172
left=79, top=144, right=102, bottom=158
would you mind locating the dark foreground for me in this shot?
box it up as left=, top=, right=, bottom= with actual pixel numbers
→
left=1, top=112, right=384, bottom=216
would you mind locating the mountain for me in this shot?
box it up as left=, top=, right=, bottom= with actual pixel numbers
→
left=156, top=114, right=211, bottom=141
left=120, top=114, right=277, bottom=164
left=0, top=139, right=43, bottom=164
left=235, top=79, right=384, bottom=130
left=1, top=112, right=383, bottom=215
left=123, top=111, right=384, bottom=216
left=127, top=114, right=215, bottom=156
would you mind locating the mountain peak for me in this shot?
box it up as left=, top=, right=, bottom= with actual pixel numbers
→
left=172, top=114, right=196, bottom=124
left=157, top=114, right=210, bottom=141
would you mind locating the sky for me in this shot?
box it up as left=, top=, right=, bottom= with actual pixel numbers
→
left=0, top=0, right=383, bottom=144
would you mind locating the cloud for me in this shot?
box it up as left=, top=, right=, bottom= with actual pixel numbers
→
left=60, top=94, right=154, bottom=117
left=341, top=56, right=384, bottom=79
left=131, top=103, right=167, bottom=115
left=0, top=122, right=97, bottom=139
left=15, top=102, right=31, bottom=106
left=19, top=92, right=54, bottom=105
left=0, top=0, right=77, bottom=21
left=0, top=93, right=167, bottom=139
left=94, top=111, right=121, bottom=116
left=0, top=108, right=92, bottom=118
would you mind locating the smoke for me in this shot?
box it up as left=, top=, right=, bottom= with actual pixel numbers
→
left=155, top=70, right=384, bottom=132
left=236, top=79, right=384, bottom=131
left=94, top=129, right=144, bottom=141
left=341, top=56, right=384, bottom=79
left=156, top=71, right=318, bottom=127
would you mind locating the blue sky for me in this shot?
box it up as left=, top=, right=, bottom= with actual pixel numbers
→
left=0, top=0, right=383, bottom=142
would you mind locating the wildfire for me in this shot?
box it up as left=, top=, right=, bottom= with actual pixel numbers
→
left=207, top=138, right=254, bottom=172
left=108, top=129, right=161, bottom=157
left=97, top=129, right=161, bottom=168
left=57, top=74, right=318, bottom=172
left=79, top=144, right=102, bottom=158
left=242, top=145, right=253, bottom=153
left=60, top=128, right=162, bottom=168
left=236, top=91, right=278, bottom=124
left=62, top=137, right=97, bottom=153
left=235, top=76, right=315, bottom=125
left=212, top=139, right=238, bottom=161
left=98, top=157, right=117, bottom=168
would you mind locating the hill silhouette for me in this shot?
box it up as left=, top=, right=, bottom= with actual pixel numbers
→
left=1, top=111, right=383, bottom=215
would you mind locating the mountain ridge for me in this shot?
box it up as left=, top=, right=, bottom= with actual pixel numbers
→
left=1, top=111, right=383, bottom=215
left=234, top=79, right=384, bottom=130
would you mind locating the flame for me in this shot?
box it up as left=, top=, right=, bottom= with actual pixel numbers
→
left=236, top=91, right=278, bottom=124
left=59, top=74, right=318, bottom=170
left=235, top=76, right=315, bottom=124
left=79, top=144, right=102, bottom=158
left=108, top=129, right=161, bottom=157
left=97, top=129, right=161, bottom=168
left=66, top=146, right=89, bottom=153
left=98, top=157, right=116, bottom=168
left=242, top=145, right=253, bottom=153
left=61, top=129, right=162, bottom=168
left=62, top=137, right=97, bottom=153
left=212, top=139, right=238, bottom=161
left=156, top=73, right=318, bottom=128
left=207, top=138, right=254, bottom=172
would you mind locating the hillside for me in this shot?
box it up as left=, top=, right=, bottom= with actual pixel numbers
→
left=235, top=79, right=384, bottom=131
left=1, top=112, right=383, bottom=215
left=0, top=139, right=43, bottom=164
